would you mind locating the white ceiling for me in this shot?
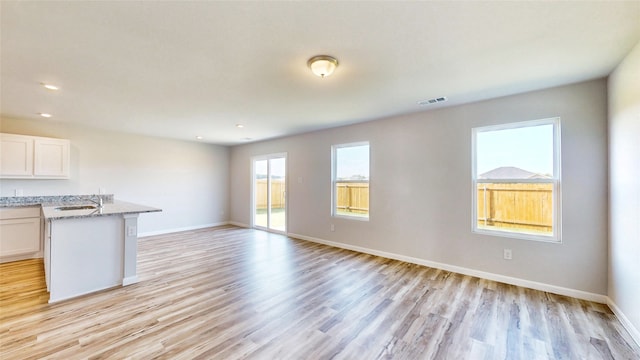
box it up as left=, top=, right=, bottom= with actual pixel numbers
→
left=2, top=1, right=639, bottom=145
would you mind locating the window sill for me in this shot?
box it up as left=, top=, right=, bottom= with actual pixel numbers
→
left=473, top=227, right=560, bottom=243
left=332, top=214, right=369, bottom=222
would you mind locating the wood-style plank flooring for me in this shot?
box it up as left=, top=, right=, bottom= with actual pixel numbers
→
left=1, top=226, right=638, bottom=359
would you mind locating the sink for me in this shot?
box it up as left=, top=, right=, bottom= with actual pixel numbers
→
left=55, top=205, right=97, bottom=211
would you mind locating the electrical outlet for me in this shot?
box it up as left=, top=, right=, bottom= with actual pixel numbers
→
left=127, top=226, right=137, bottom=237
left=330, top=224, right=335, bottom=232
left=99, top=188, right=105, bottom=195
left=503, top=249, right=512, bottom=260
left=14, top=189, right=23, bottom=196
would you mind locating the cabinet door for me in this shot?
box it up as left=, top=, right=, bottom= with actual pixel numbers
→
left=34, top=138, right=70, bottom=178
left=0, top=217, right=41, bottom=257
left=0, top=134, right=34, bottom=177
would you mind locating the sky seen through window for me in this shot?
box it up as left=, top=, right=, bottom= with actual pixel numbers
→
left=476, top=124, right=554, bottom=177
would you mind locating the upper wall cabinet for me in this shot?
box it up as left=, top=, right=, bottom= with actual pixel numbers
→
left=33, top=138, right=70, bottom=178
left=0, top=133, right=70, bottom=179
left=0, top=134, right=33, bottom=177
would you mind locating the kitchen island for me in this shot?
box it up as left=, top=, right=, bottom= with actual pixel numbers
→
left=41, top=200, right=161, bottom=303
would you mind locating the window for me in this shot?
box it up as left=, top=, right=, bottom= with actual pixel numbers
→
left=472, top=118, right=561, bottom=242
left=332, top=142, right=370, bottom=220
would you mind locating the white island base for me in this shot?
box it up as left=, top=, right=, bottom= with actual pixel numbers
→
left=44, top=213, right=140, bottom=303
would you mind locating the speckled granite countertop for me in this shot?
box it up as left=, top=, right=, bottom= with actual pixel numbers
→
left=42, top=200, right=161, bottom=220
left=0, top=194, right=115, bottom=207
left=0, top=195, right=161, bottom=220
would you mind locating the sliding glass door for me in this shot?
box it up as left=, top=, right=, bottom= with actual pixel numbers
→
left=252, top=154, right=286, bottom=233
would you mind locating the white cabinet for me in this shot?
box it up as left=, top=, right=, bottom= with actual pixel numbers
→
left=0, top=206, right=42, bottom=263
left=0, top=134, right=33, bottom=177
left=46, top=215, right=133, bottom=302
left=0, top=133, right=70, bottom=179
left=34, top=138, right=70, bottom=178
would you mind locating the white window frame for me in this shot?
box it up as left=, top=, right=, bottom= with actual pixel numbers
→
left=471, top=117, right=561, bottom=242
left=331, top=142, right=370, bottom=221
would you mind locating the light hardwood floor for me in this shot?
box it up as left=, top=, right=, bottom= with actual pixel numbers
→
left=1, top=226, right=638, bottom=359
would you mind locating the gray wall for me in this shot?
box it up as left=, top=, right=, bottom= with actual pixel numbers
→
left=230, top=79, right=609, bottom=295
left=608, top=41, right=640, bottom=339
left=0, top=117, right=230, bottom=234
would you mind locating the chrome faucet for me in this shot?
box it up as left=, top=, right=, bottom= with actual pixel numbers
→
left=88, top=195, right=104, bottom=209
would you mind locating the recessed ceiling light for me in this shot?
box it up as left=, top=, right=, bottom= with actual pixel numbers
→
left=236, top=124, right=244, bottom=128
left=243, top=137, right=252, bottom=141
left=41, top=83, right=59, bottom=91
left=195, top=136, right=204, bottom=140
left=38, top=113, right=52, bottom=118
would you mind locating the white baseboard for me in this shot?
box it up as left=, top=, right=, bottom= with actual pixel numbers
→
left=607, top=297, right=640, bottom=347
left=122, top=276, right=139, bottom=286
left=138, top=222, right=230, bottom=237
left=0, top=251, right=43, bottom=264
left=288, top=232, right=608, bottom=304
left=228, top=221, right=249, bottom=228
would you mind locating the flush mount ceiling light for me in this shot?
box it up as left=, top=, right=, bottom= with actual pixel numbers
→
left=236, top=124, right=244, bottom=128
left=307, top=55, right=338, bottom=78
left=41, top=83, right=59, bottom=91
left=38, top=113, right=52, bottom=118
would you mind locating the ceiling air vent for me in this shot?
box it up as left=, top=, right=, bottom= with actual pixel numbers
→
left=418, top=97, right=447, bottom=106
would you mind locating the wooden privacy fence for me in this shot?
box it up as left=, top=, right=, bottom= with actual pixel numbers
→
left=477, top=183, right=553, bottom=234
left=256, top=179, right=370, bottom=214
left=255, top=179, right=286, bottom=210
left=258, top=180, right=549, bottom=230
left=336, top=182, right=369, bottom=215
